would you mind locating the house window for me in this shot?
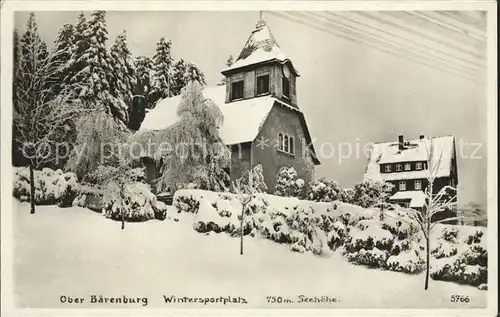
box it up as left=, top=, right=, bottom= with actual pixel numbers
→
left=289, top=136, right=294, bottom=154
left=415, top=180, right=422, bottom=190
left=256, top=74, right=270, bottom=95
left=231, top=80, right=244, bottom=100
left=278, top=133, right=283, bottom=151
left=404, top=163, right=411, bottom=171
left=399, top=181, right=406, bottom=191
left=416, top=162, right=423, bottom=170
left=396, top=164, right=402, bottom=171
left=385, top=165, right=391, bottom=173
left=282, top=77, right=290, bottom=98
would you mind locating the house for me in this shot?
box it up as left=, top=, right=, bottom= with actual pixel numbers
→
left=139, top=19, right=320, bottom=193
left=364, top=134, right=458, bottom=222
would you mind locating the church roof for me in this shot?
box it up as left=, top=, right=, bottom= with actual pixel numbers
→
left=222, top=20, right=299, bottom=75
left=140, top=85, right=275, bottom=145
left=364, top=135, right=456, bottom=181
left=139, top=85, right=320, bottom=165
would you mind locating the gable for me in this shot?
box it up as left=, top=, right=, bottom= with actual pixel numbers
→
left=257, top=101, right=320, bottom=165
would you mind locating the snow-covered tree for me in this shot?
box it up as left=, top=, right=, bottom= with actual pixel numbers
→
left=351, top=179, right=394, bottom=208
left=275, top=166, right=304, bottom=197
left=153, top=81, right=227, bottom=191
left=232, top=165, right=257, bottom=255
left=217, top=55, right=234, bottom=86
left=172, top=59, right=206, bottom=96
left=307, top=177, right=341, bottom=202
left=128, top=55, right=153, bottom=130
left=14, top=13, right=85, bottom=214
left=52, top=23, right=74, bottom=95
left=68, top=11, right=128, bottom=127
left=109, top=31, right=137, bottom=118
left=234, top=164, right=267, bottom=194
left=149, top=37, right=175, bottom=107
left=184, top=61, right=206, bottom=86
left=172, top=59, right=187, bottom=96
left=66, top=109, right=130, bottom=182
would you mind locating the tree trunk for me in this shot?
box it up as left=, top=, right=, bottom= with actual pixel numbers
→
left=29, top=161, right=35, bottom=214
left=240, top=203, right=244, bottom=255
left=121, top=183, right=125, bottom=230
left=425, top=236, right=430, bottom=290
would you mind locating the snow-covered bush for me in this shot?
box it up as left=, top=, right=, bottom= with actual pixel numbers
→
left=343, top=207, right=424, bottom=273
left=306, top=178, right=340, bottom=202
left=430, top=226, right=488, bottom=288
left=13, top=167, right=79, bottom=207
left=102, top=182, right=167, bottom=222
left=72, top=184, right=104, bottom=212
left=173, top=189, right=365, bottom=255
left=338, top=188, right=355, bottom=204
left=274, top=166, right=305, bottom=198
left=351, top=179, right=394, bottom=208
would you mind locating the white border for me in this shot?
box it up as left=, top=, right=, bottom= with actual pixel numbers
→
left=1, top=1, right=497, bottom=317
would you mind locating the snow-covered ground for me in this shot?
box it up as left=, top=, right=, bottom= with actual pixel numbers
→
left=13, top=198, right=486, bottom=309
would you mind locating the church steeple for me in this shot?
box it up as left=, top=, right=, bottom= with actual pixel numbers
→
left=221, top=19, right=299, bottom=107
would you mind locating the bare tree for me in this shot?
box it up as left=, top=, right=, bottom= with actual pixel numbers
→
left=13, top=38, right=85, bottom=214
left=384, top=138, right=458, bottom=290
left=231, top=170, right=255, bottom=255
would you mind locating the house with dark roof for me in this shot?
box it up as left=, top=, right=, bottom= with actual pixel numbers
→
left=139, top=19, right=320, bottom=192
left=364, top=134, right=458, bottom=222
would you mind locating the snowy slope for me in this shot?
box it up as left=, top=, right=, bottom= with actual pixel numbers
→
left=13, top=199, right=486, bottom=309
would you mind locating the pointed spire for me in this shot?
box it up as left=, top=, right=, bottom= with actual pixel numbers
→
left=222, top=19, right=299, bottom=76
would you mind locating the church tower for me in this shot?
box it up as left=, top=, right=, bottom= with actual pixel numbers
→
left=221, top=19, right=300, bottom=108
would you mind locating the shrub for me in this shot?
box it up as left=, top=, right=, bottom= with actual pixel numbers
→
left=102, top=182, right=166, bottom=222
left=274, top=166, right=305, bottom=198
left=72, top=184, right=104, bottom=212
left=306, top=178, right=340, bottom=202
left=13, top=168, right=79, bottom=207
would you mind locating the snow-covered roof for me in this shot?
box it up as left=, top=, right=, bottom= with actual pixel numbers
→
left=139, top=85, right=275, bottom=145
left=364, top=135, right=455, bottom=181
left=389, top=190, right=426, bottom=208
left=222, top=20, right=298, bottom=75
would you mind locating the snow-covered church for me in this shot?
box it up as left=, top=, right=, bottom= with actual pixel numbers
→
left=139, top=19, right=320, bottom=192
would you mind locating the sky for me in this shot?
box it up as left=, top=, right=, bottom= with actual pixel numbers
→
left=14, top=11, right=488, bottom=206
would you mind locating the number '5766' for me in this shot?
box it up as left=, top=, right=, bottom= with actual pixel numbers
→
left=450, top=295, right=470, bottom=303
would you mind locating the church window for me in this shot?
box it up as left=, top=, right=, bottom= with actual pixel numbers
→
left=289, top=136, right=295, bottom=154
left=284, top=135, right=289, bottom=152
left=278, top=133, right=283, bottom=151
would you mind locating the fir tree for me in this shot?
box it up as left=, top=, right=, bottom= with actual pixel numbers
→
left=217, top=55, right=234, bottom=86
left=68, top=11, right=128, bottom=127
left=110, top=31, right=137, bottom=117
left=52, top=23, right=74, bottom=95
left=184, top=61, right=206, bottom=86
left=172, top=58, right=187, bottom=96
left=128, top=56, right=153, bottom=130
left=149, top=37, right=175, bottom=107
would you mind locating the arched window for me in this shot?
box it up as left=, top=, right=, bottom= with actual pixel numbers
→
left=278, top=133, right=283, bottom=151
left=284, top=135, right=289, bottom=152
left=289, top=136, right=294, bottom=154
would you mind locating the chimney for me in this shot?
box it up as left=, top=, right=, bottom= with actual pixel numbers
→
left=419, top=134, right=425, bottom=140
left=398, top=135, right=404, bottom=150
